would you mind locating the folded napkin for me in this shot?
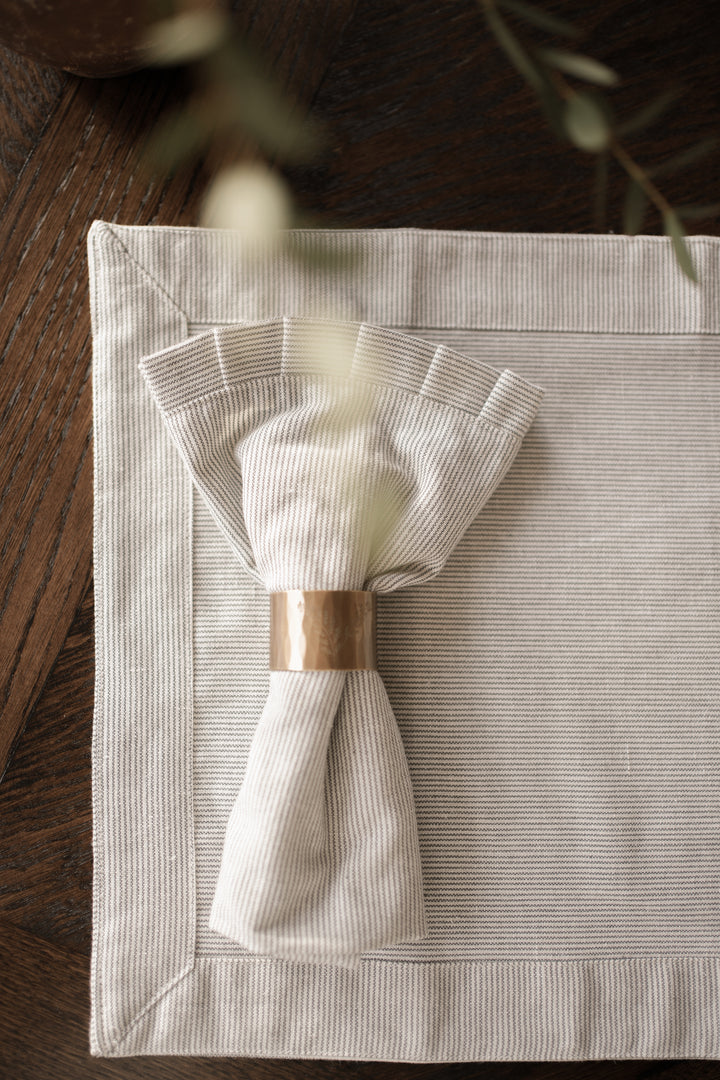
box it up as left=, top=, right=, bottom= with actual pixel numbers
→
left=139, top=318, right=543, bottom=963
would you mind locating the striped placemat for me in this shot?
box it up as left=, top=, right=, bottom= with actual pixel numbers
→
left=89, top=222, right=720, bottom=1060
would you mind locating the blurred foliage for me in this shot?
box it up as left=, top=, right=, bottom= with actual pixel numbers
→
left=141, top=3, right=338, bottom=263
left=141, top=1, right=717, bottom=281
left=481, top=0, right=719, bottom=282
left=143, top=10, right=322, bottom=169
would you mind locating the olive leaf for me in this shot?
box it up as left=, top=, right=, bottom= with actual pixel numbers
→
left=142, top=10, right=229, bottom=65
left=201, top=39, right=323, bottom=164
left=483, top=5, right=546, bottom=92
left=622, top=178, right=647, bottom=235
left=539, top=48, right=619, bottom=86
left=675, top=203, right=720, bottom=222
left=141, top=107, right=212, bottom=171
left=563, top=92, right=611, bottom=152
left=285, top=225, right=359, bottom=271
left=663, top=209, right=698, bottom=283
left=615, top=86, right=682, bottom=138
left=649, top=137, right=718, bottom=179
left=533, top=67, right=567, bottom=140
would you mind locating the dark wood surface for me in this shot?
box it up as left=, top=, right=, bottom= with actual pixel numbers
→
left=1, top=1, right=719, bottom=1075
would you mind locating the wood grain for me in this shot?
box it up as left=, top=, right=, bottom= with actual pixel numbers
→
left=0, top=0, right=359, bottom=778
left=0, top=576, right=93, bottom=952
left=0, top=71, right=159, bottom=777
left=0, top=44, right=66, bottom=206
left=286, top=0, right=720, bottom=233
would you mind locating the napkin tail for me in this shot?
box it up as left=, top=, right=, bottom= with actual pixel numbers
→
left=209, top=670, right=427, bottom=963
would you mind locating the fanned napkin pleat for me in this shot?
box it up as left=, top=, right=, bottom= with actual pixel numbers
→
left=140, top=317, right=543, bottom=963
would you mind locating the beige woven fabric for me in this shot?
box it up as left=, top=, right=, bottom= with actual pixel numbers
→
left=90, top=222, right=720, bottom=1060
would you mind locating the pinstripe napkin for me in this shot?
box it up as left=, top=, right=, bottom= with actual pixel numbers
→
left=138, top=318, right=543, bottom=964
left=89, top=222, right=720, bottom=1060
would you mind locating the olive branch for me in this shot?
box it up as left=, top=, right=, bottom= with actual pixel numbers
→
left=480, top=0, right=719, bottom=281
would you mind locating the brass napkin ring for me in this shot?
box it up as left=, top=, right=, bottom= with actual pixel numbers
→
left=270, top=590, right=377, bottom=671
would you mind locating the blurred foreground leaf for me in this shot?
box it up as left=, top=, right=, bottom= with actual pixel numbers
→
left=484, top=5, right=545, bottom=92
left=675, top=202, right=720, bottom=222
left=616, top=86, right=682, bottom=137
left=539, top=48, right=619, bottom=86
left=622, top=178, right=647, bottom=235
left=563, top=92, right=611, bottom=152
left=649, top=137, right=719, bottom=179
left=204, top=37, right=323, bottom=163
left=285, top=226, right=359, bottom=272
left=663, top=209, right=698, bottom=282
left=142, top=12, right=322, bottom=168
left=200, top=162, right=292, bottom=240
left=142, top=106, right=211, bottom=171
left=143, top=10, right=228, bottom=65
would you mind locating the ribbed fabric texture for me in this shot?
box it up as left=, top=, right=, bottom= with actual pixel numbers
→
left=139, top=318, right=542, bottom=962
left=89, top=222, right=720, bottom=1060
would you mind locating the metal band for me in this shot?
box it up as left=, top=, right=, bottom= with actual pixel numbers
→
left=270, top=590, right=377, bottom=671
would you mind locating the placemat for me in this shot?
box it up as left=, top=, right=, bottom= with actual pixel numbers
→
left=89, top=222, right=720, bottom=1060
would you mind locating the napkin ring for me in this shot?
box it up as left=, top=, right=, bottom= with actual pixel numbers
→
left=270, top=590, right=377, bottom=671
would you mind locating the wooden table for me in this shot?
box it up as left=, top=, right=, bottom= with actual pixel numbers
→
left=1, top=1, right=719, bottom=1076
